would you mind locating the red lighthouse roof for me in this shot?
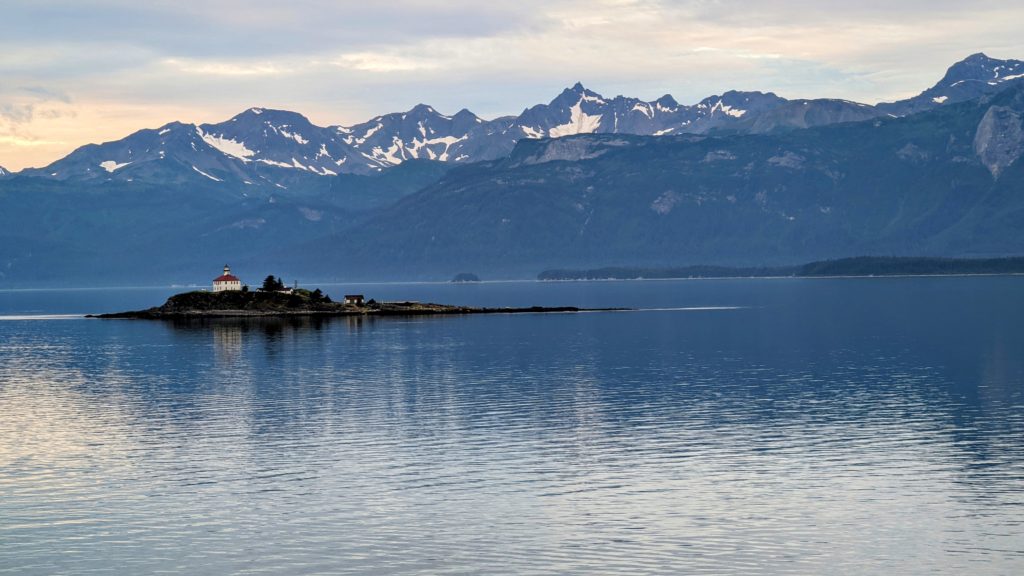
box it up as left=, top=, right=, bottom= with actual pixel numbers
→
left=214, top=264, right=240, bottom=283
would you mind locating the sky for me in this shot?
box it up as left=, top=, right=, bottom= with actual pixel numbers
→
left=2, top=0, right=1023, bottom=171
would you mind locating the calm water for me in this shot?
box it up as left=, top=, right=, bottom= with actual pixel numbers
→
left=1, top=277, right=1023, bottom=574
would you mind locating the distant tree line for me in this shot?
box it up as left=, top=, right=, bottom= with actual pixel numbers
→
left=538, top=257, right=1024, bottom=280
left=794, top=256, right=1024, bottom=277
left=537, top=264, right=790, bottom=280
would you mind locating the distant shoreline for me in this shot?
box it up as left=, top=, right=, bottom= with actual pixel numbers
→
left=537, top=256, right=1024, bottom=281
left=4, top=256, right=1024, bottom=292
left=537, top=272, right=1024, bottom=283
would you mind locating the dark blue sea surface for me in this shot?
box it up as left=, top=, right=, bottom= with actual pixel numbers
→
left=1, top=277, right=1022, bottom=574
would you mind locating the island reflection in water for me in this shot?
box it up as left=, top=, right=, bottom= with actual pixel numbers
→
left=0, top=277, right=1023, bottom=575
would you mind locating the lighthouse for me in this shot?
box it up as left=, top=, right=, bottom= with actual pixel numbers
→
left=212, top=265, right=242, bottom=292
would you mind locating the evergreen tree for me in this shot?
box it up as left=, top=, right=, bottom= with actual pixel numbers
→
left=261, top=275, right=284, bottom=291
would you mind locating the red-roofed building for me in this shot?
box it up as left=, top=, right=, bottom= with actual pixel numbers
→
left=213, top=265, right=242, bottom=292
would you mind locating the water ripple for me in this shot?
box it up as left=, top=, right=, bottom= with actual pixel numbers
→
left=2, top=279, right=1024, bottom=574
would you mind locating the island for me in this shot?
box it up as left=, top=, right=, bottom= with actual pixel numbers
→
left=451, top=272, right=481, bottom=283
left=89, top=287, right=613, bottom=319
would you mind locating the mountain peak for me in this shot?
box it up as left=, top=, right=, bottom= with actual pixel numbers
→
left=228, top=107, right=312, bottom=126
left=655, top=94, right=678, bottom=108
left=155, top=120, right=188, bottom=131
left=950, top=52, right=1003, bottom=70
left=230, top=106, right=269, bottom=119
left=963, top=52, right=994, bottom=63
left=939, top=52, right=1021, bottom=86
left=408, top=103, right=439, bottom=115
left=552, top=82, right=605, bottom=106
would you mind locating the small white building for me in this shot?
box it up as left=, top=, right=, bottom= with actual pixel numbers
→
left=213, top=265, right=242, bottom=292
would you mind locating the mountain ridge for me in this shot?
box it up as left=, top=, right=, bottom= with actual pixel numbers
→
left=281, top=82, right=1024, bottom=279
left=2, top=54, right=1024, bottom=286
left=12, top=53, right=1024, bottom=190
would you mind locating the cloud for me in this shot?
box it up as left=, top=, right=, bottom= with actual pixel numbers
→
left=0, top=135, right=63, bottom=147
left=0, top=104, right=36, bottom=124
left=162, top=58, right=293, bottom=77
left=332, top=52, right=441, bottom=73
left=0, top=87, right=76, bottom=126
left=0, top=1, right=544, bottom=59
left=21, top=86, right=73, bottom=103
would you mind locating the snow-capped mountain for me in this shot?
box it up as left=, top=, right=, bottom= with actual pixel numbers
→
left=20, top=110, right=343, bottom=186
left=878, top=52, right=1024, bottom=116
left=341, top=104, right=483, bottom=165
left=15, top=53, right=1023, bottom=188
left=0, top=165, right=8, bottom=177
left=21, top=105, right=483, bottom=185
left=444, top=85, right=793, bottom=162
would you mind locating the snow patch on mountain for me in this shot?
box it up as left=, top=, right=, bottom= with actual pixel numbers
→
left=632, top=102, right=654, bottom=118
left=709, top=100, right=746, bottom=118
left=196, top=127, right=255, bottom=161
left=521, top=126, right=544, bottom=138
left=549, top=99, right=602, bottom=137
left=277, top=127, right=309, bottom=145
left=406, top=135, right=466, bottom=161
left=192, top=166, right=222, bottom=182
left=358, top=123, right=382, bottom=143
left=377, top=138, right=412, bottom=165
left=100, top=160, right=131, bottom=173
left=256, top=158, right=292, bottom=168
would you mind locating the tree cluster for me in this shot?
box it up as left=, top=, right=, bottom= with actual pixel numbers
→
left=309, top=288, right=332, bottom=304
left=261, top=275, right=287, bottom=292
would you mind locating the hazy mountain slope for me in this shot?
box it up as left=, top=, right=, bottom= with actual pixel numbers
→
left=288, top=84, right=1024, bottom=280
left=0, top=159, right=452, bottom=286
left=3, top=54, right=1024, bottom=286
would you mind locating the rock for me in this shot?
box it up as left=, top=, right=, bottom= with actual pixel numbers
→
left=974, top=105, right=1024, bottom=178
